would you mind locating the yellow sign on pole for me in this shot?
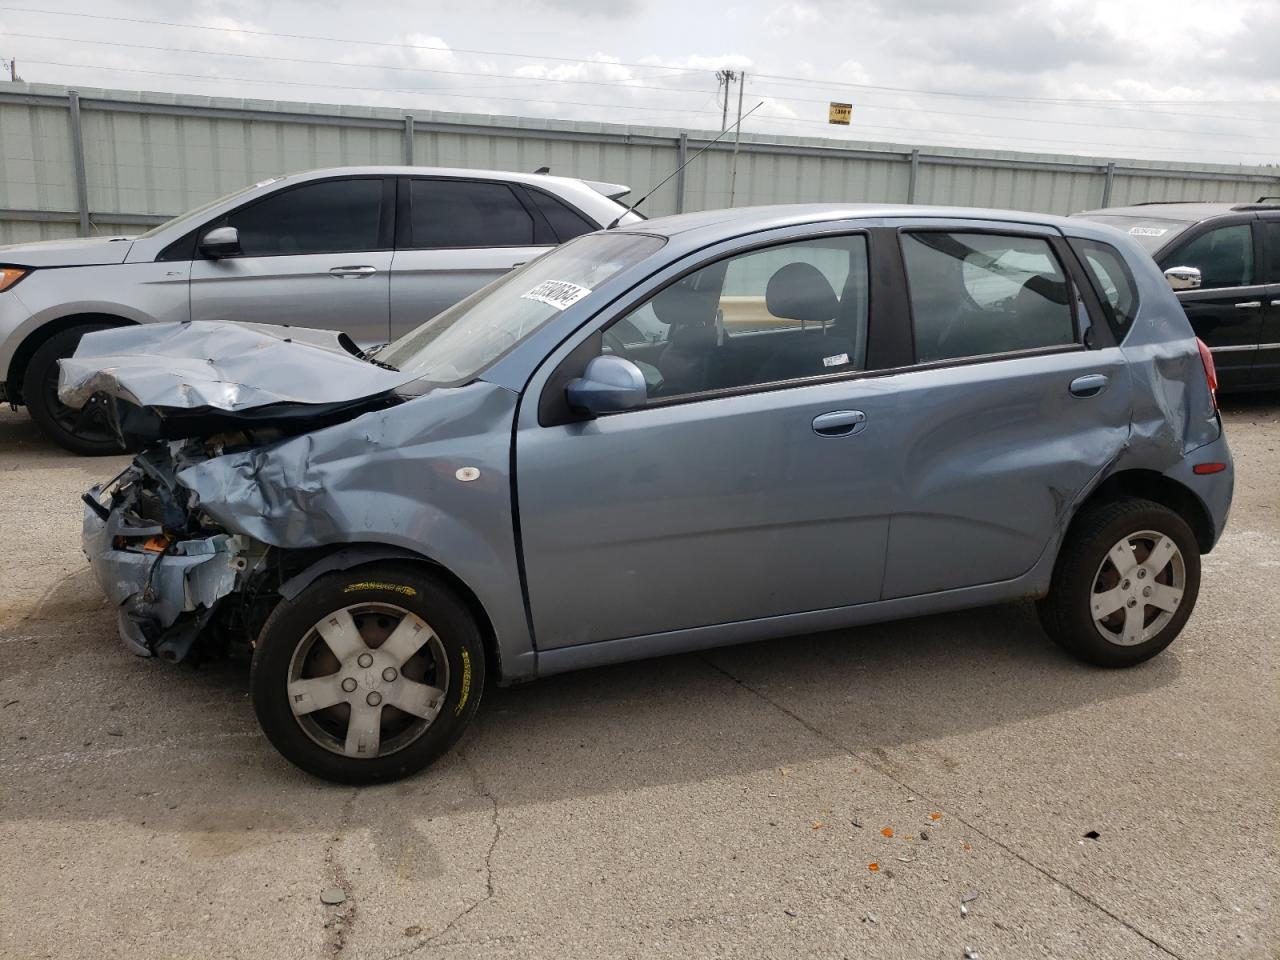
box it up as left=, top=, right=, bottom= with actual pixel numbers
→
left=828, top=102, right=852, bottom=125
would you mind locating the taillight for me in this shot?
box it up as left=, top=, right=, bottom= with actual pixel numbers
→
left=1196, top=338, right=1218, bottom=412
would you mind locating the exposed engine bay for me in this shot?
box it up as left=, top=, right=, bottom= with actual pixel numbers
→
left=82, top=438, right=276, bottom=663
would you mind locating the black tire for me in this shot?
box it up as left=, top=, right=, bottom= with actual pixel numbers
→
left=251, top=564, right=485, bottom=784
left=22, top=324, right=128, bottom=456
left=1038, top=497, right=1200, bottom=668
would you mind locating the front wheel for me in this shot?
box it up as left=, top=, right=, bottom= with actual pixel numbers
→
left=251, top=564, right=485, bottom=784
left=22, top=324, right=129, bottom=456
left=1038, top=498, right=1201, bottom=668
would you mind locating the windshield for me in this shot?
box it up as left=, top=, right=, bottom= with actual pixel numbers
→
left=135, top=177, right=286, bottom=239
left=1077, top=215, right=1192, bottom=254
left=380, top=231, right=665, bottom=383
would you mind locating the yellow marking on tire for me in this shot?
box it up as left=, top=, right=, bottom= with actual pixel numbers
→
left=343, top=581, right=417, bottom=597
left=455, top=649, right=472, bottom=716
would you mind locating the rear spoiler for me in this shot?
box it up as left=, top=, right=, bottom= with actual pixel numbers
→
left=530, top=167, right=630, bottom=202
left=583, top=180, right=631, bottom=201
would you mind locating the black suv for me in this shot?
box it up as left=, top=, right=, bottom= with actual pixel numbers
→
left=1075, top=199, right=1280, bottom=390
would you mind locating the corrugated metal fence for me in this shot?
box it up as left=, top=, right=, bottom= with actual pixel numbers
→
left=2, top=81, right=1278, bottom=245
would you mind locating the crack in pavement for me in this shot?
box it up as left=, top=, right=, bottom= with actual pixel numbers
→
left=382, top=749, right=502, bottom=960
left=322, top=788, right=359, bottom=958
left=697, top=652, right=1190, bottom=960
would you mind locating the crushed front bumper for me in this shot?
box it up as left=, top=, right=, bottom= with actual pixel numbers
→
left=81, top=487, right=254, bottom=661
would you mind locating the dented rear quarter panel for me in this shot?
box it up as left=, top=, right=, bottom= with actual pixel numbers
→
left=175, top=381, right=534, bottom=678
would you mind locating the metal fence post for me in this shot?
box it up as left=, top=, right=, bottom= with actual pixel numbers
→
left=675, top=132, right=688, bottom=213
left=403, top=115, right=415, bottom=165
left=908, top=148, right=920, bottom=204
left=1101, top=161, right=1116, bottom=208
left=67, top=90, right=90, bottom=236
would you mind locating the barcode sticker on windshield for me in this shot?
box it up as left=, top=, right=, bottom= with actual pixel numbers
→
left=521, top=280, right=592, bottom=310
left=823, top=353, right=850, bottom=367
left=1128, top=226, right=1168, bottom=237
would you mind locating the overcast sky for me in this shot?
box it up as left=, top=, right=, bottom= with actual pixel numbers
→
left=2, top=0, right=1278, bottom=165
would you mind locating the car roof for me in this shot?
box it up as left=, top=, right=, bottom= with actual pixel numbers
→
left=612, top=202, right=1084, bottom=241
left=281, top=164, right=628, bottom=197
left=1075, top=200, right=1280, bottom=223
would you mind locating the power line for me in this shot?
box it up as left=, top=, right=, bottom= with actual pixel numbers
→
left=9, top=31, right=1277, bottom=144
left=0, top=5, right=706, bottom=76
left=749, top=84, right=1280, bottom=138
left=747, top=71, right=1280, bottom=108
left=1, top=31, right=716, bottom=97
left=19, top=59, right=729, bottom=118
left=4, top=5, right=1277, bottom=109
left=24, top=59, right=1277, bottom=161
left=749, top=111, right=1280, bottom=159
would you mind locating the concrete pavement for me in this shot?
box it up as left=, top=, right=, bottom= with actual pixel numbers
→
left=1, top=397, right=1276, bottom=960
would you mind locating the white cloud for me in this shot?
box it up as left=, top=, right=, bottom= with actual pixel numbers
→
left=1, top=0, right=1275, bottom=164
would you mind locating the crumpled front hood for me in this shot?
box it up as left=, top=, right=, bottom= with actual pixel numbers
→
left=0, top=234, right=135, bottom=267
left=59, top=320, right=417, bottom=415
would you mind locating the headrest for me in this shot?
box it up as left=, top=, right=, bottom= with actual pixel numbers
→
left=765, top=262, right=839, bottom=324
left=652, top=279, right=709, bottom=327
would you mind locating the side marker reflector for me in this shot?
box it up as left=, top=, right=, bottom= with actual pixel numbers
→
left=1193, top=462, right=1226, bottom=475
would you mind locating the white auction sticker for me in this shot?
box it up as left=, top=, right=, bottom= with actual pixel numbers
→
left=1128, top=226, right=1168, bottom=237
left=521, top=280, right=593, bottom=310
left=822, top=353, right=850, bottom=367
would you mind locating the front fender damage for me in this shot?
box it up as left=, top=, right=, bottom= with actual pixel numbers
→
left=80, top=380, right=527, bottom=672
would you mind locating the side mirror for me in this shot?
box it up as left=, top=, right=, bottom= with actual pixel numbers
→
left=1164, top=265, right=1201, bottom=291
left=566, top=355, right=648, bottom=416
left=199, top=225, right=242, bottom=259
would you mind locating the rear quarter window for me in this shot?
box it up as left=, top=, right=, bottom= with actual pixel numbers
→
left=1069, top=238, right=1140, bottom=340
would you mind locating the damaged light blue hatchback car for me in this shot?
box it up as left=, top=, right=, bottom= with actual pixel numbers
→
left=67, top=204, right=1234, bottom=783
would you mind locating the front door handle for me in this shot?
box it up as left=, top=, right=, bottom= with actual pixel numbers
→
left=1069, top=374, right=1109, bottom=398
left=812, top=409, right=866, bottom=437
left=1235, top=301, right=1262, bottom=309
left=329, top=265, right=377, bottom=278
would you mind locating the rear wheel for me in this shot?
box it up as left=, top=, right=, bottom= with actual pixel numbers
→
left=251, top=565, right=484, bottom=784
left=22, top=324, right=127, bottom=456
left=1038, top=498, right=1200, bottom=667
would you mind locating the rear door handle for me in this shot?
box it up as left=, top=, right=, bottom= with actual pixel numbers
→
left=1235, top=301, right=1262, bottom=309
left=812, top=409, right=866, bottom=437
left=1069, top=374, right=1109, bottom=398
left=329, top=265, right=377, bottom=278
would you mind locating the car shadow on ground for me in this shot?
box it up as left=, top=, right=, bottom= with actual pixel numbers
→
left=2, top=572, right=1181, bottom=832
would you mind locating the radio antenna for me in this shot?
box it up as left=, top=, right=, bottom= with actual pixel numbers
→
left=607, top=101, right=764, bottom=229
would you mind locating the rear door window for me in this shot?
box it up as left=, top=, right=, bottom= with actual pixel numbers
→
left=526, top=189, right=598, bottom=241
left=1260, top=220, right=1280, bottom=283
left=1069, top=238, right=1140, bottom=339
left=902, top=232, right=1076, bottom=362
left=1158, top=223, right=1255, bottom=289
left=224, top=178, right=384, bottom=257
left=407, top=179, right=536, bottom=249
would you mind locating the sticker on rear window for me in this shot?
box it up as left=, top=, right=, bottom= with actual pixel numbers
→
left=822, top=353, right=850, bottom=367
left=1128, top=226, right=1169, bottom=237
left=521, top=280, right=592, bottom=310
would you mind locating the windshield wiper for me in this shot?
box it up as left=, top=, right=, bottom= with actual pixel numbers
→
left=356, top=343, right=399, bottom=372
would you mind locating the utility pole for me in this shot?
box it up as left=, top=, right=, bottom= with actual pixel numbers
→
left=729, top=72, right=745, bottom=206
left=716, top=69, right=737, bottom=131
left=2, top=58, right=18, bottom=82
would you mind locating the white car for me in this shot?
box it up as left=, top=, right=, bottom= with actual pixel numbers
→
left=0, top=166, right=637, bottom=453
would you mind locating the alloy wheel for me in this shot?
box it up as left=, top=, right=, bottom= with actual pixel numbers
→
left=1090, top=529, right=1187, bottom=646
left=286, top=602, right=449, bottom=759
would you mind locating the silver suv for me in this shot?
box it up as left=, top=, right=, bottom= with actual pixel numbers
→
left=0, top=166, right=637, bottom=453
